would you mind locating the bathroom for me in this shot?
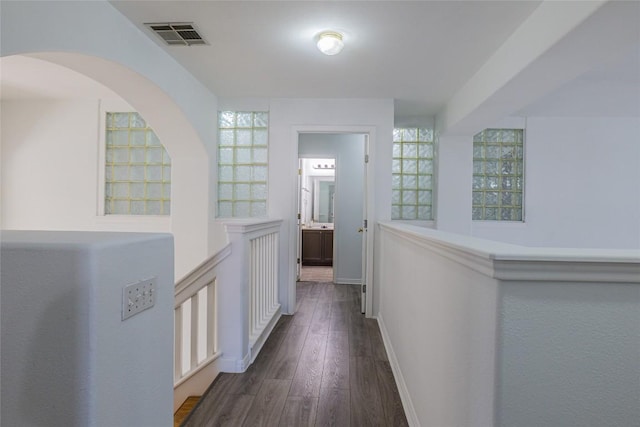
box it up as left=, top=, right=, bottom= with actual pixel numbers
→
left=299, top=158, right=336, bottom=281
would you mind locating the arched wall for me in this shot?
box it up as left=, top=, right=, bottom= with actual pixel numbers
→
left=1, top=1, right=222, bottom=278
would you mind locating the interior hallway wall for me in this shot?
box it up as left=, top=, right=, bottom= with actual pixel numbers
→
left=472, top=116, right=640, bottom=249
left=1, top=98, right=173, bottom=233
left=268, top=98, right=394, bottom=315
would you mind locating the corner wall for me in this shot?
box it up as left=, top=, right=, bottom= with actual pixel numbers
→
left=1, top=231, right=175, bottom=427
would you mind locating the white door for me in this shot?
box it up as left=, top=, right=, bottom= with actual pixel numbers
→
left=360, top=136, right=369, bottom=314
left=296, top=158, right=303, bottom=281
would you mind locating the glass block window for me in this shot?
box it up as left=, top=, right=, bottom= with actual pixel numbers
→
left=392, top=128, right=434, bottom=220
left=217, top=111, right=269, bottom=218
left=105, top=112, right=171, bottom=215
left=472, top=128, right=524, bottom=221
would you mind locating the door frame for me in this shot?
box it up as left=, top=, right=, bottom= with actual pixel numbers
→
left=290, top=125, right=375, bottom=318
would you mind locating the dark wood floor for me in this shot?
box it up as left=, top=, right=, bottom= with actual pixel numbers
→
left=182, top=281, right=408, bottom=427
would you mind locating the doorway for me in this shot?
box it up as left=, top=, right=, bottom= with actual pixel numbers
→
left=298, top=158, right=336, bottom=282
left=296, top=133, right=367, bottom=313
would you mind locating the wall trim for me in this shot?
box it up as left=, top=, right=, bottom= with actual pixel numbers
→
left=175, top=243, right=231, bottom=295
left=221, top=218, right=283, bottom=235
left=218, top=351, right=252, bottom=374
left=376, top=314, right=419, bottom=427
left=379, top=222, right=640, bottom=283
left=249, top=307, right=281, bottom=363
left=239, top=352, right=251, bottom=372
left=289, top=124, right=378, bottom=318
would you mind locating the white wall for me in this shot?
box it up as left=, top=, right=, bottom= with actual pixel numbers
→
left=1, top=1, right=221, bottom=278
left=1, top=231, right=174, bottom=427
left=497, top=279, right=640, bottom=427
left=0, top=1, right=216, bottom=150
left=435, top=134, right=473, bottom=234
left=268, top=98, right=394, bottom=315
left=473, top=117, right=640, bottom=249
left=377, top=224, right=498, bottom=427
left=377, top=222, right=640, bottom=427
left=2, top=100, right=104, bottom=229
left=299, top=134, right=365, bottom=284
left=1, top=98, right=173, bottom=232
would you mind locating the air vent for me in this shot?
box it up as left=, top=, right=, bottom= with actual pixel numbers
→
left=145, top=22, right=207, bottom=46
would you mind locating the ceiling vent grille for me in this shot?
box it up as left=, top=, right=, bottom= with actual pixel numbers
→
left=145, top=22, right=207, bottom=46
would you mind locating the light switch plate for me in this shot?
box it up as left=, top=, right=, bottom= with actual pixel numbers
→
left=122, top=277, right=156, bottom=320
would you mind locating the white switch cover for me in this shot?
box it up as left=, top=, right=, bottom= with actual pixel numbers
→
left=122, top=277, right=156, bottom=320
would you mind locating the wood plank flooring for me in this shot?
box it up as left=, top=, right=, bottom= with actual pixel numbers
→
left=182, top=281, right=408, bottom=427
left=175, top=397, right=200, bottom=427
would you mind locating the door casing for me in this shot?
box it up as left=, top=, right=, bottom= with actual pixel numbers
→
left=290, top=126, right=375, bottom=318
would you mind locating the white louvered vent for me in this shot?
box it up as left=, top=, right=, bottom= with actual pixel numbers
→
left=145, top=22, right=207, bottom=46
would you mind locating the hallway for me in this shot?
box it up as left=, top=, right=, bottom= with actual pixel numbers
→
left=182, top=281, right=408, bottom=426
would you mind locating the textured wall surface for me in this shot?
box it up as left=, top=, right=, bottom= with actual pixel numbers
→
left=377, top=222, right=640, bottom=427
left=1, top=231, right=174, bottom=427
left=497, top=280, right=640, bottom=427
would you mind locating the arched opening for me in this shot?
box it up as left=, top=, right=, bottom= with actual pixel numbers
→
left=1, top=53, right=212, bottom=279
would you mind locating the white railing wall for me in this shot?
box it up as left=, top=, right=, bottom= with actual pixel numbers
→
left=249, top=231, right=280, bottom=345
left=376, top=221, right=640, bottom=427
left=174, top=220, right=282, bottom=408
left=173, top=219, right=283, bottom=409
left=217, top=219, right=283, bottom=373
left=173, top=243, right=231, bottom=411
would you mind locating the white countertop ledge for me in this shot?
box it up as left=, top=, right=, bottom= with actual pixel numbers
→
left=378, top=222, right=640, bottom=283
left=1, top=230, right=173, bottom=250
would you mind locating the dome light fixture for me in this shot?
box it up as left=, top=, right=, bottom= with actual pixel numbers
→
left=316, top=31, right=344, bottom=56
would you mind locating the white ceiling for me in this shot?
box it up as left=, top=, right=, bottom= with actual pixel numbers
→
left=2, top=1, right=637, bottom=119
left=110, top=0, right=542, bottom=118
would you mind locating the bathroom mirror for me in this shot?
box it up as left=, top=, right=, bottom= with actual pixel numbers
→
left=313, top=177, right=335, bottom=223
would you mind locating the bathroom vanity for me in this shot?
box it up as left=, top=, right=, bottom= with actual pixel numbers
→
left=301, top=227, right=333, bottom=266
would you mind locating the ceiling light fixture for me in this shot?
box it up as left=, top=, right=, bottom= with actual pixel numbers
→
left=317, top=31, right=344, bottom=56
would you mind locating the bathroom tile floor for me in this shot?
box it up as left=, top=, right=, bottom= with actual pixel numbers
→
left=299, top=266, right=333, bottom=282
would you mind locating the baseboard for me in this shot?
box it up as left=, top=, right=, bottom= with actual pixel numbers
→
left=334, top=278, right=361, bottom=285
left=218, top=351, right=251, bottom=373
left=250, top=306, right=281, bottom=363
left=376, top=314, right=420, bottom=427
left=218, top=307, right=281, bottom=374
left=239, top=352, right=251, bottom=371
